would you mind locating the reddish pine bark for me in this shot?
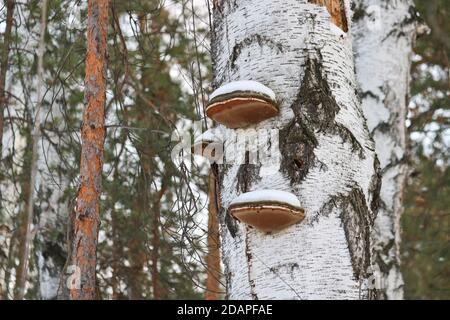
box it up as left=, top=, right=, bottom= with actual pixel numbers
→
left=59, top=0, right=109, bottom=300
left=309, top=0, right=348, bottom=32
left=205, top=172, right=222, bottom=300
left=151, top=185, right=166, bottom=299
left=0, top=0, right=15, bottom=155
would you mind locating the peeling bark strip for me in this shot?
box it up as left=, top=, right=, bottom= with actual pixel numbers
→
left=309, top=0, right=349, bottom=32
left=58, top=0, right=109, bottom=300
left=212, top=0, right=379, bottom=299
left=353, top=0, right=420, bottom=299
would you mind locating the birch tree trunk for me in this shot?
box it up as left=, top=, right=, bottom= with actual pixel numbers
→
left=15, top=0, right=48, bottom=299
left=211, top=0, right=381, bottom=299
left=352, top=0, right=421, bottom=299
left=58, top=0, right=109, bottom=300
left=35, top=193, right=67, bottom=300
left=35, top=144, right=69, bottom=299
left=0, top=0, right=15, bottom=157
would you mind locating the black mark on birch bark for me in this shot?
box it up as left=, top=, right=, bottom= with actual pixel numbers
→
left=369, top=157, right=382, bottom=213
left=280, top=54, right=363, bottom=185
left=225, top=270, right=232, bottom=299
left=351, top=2, right=365, bottom=23
left=323, top=187, right=375, bottom=280
left=269, top=262, right=300, bottom=276
left=236, top=151, right=261, bottom=194
left=224, top=210, right=238, bottom=238
left=41, top=238, right=66, bottom=277
left=361, top=90, right=380, bottom=101
left=230, top=35, right=284, bottom=69
left=245, top=230, right=258, bottom=300
left=216, top=163, right=238, bottom=238
left=371, top=237, right=397, bottom=300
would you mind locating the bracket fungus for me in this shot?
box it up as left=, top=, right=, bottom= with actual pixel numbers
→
left=228, top=190, right=305, bottom=233
left=192, top=128, right=223, bottom=161
left=206, top=80, right=279, bottom=128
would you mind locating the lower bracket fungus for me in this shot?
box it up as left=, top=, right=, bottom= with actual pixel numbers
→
left=206, top=80, right=279, bottom=128
left=228, top=190, right=305, bottom=233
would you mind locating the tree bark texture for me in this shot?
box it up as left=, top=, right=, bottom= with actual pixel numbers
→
left=205, top=172, right=222, bottom=300
left=58, top=0, right=109, bottom=300
left=0, top=0, right=15, bottom=156
left=352, top=0, right=420, bottom=299
left=35, top=115, right=70, bottom=299
left=151, top=185, right=166, bottom=299
left=13, top=152, right=31, bottom=299
left=212, top=0, right=381, bottom=299
left=14, top=0, right=48, bottom=299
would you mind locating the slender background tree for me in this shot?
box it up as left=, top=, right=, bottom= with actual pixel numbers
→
left=352, top=0, right=424, bottom=299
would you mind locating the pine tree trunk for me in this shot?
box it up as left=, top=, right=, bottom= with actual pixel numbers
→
left=211, top=0, right=380, bottom=299
left=58, top=0, right=109, bottom=300
left=151, top=185, right=166, bottom=299
left=205, top=172, right=222, bottom=300
left=127, top=174, right=147, bottom=300
left=352, top=0, right=420, bottom=300
left=111, top=167, right=123, bottom=300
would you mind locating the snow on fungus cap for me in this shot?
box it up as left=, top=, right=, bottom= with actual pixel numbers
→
left=206, top=81, right=279, bottom=129
left=228, top=189, right=305, bottom=233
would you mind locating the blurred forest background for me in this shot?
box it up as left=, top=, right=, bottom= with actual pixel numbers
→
left=0, top=0, right=448, bottom=299
left=402, top=0, right=449, bottom=300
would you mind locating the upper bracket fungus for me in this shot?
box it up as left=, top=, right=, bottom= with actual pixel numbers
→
left=228, top=190, right=305, bottom=233
left=206, top=80, right=279, bottom=128
left=192, top=127, right=224, bottom=162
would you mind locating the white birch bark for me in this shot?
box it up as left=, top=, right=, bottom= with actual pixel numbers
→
left=352, top=0, right=421, bottom=299
left=15, top=0, right=48, bottom=300
left=211, top=0, right=381, bottom=299
left=35, top=150, right=68, bottom=299
left=34, top=9, right=72, bottom=300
